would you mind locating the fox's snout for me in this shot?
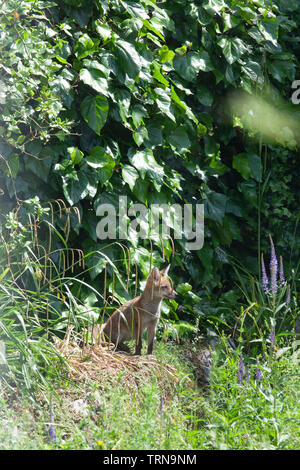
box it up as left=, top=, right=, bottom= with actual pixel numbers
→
left=163, top=289, right=177, bottom=299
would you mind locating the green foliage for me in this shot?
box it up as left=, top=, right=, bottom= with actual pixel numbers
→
left=0, top=0, right=299, bottom=338
left=0, top=200, right=111, bottom=393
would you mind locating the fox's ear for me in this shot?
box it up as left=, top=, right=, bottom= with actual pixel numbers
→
left=160, top=264, right=170, bottom=277
left=150, top=267, right=160, bottom=282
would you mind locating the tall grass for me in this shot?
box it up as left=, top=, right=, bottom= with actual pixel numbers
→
left=0, top=199, right=120, bottom=395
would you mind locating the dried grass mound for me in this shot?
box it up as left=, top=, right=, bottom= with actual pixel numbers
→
left=53, top=335, right=185, bottom=397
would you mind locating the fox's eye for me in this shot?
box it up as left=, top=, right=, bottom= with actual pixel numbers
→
left=161, top=285, right=168, bottom=289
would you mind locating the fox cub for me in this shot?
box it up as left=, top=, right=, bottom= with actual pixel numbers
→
left=94, top=264, right=177, bottom=355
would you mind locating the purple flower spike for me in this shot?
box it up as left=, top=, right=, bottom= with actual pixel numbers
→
left=256, top=367, right=262, bottom=382
left=237, top=355, right=245, bottom=383
left=269, top=332, right=275, bottom=347
left=269, top=235, right=278, bottom=295
left=279, top=256, right=285, bottom=286
left=239, top=356, right=245, bottom=375
left=261, top=253, right=269, bottom=294
left=48, top=424, right=56, bottom=443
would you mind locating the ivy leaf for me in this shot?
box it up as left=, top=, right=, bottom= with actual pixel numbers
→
left=50, top=71, right=74, bottom=107
left=237, top=5, right=258, bottom=22
left=176, top=283, right=192, bottom=295
left=151, top=6, right=175, bottom=34
left=203, top=0, right=226, bottom=15
left=216, top=215, right=242, bottom=246
left=154, top=88, right=176, bottom=122
left=83, top=246, right=107, bottom=281
left=169, top=126, right=190, bottom=151
left=204, top=191, right=227, bottom=224
left=80, top=163, right=100, bottom=198
left=80, top=95, right=109, bottom=135
left=143, top=19, right=165, bottom=41
left=95, top=22, right=111, bottom=41
left=258, top=19, right=278, bottom=46
left=170, top=86, right=198, bottom=124
left=75, top=33, right=98, bottom=60
left=0, top=153, right=19, bottom=179
left=133, top=126, right=148, bottom=146
left=225, top=64, right=236, bottom=84
left=238, top=180, right=257, bottom=208
left=113, top=88, right=131, bottom=123
left=143, top=123, right=163, bottom=148
left=122, top=164, right=139, bottom=190
left=174, top=52, right=207, bottom=81
left=248, top=26, right=265, bottom=44
left=170, top=86, right=187, bottom=112
left=233, top=153, right=251, bottom=180
left=98, top=160, right=115, bottom=185
left=81, top=209, right=99, bottom=242
left=226, top=194, right=244, bottom=217
left=131, top=104, right=148, bottom=128
left=268, top=60, right=295, bottom=83
left=115, top=40, right=141, bottom=79
left=218, top=37, right=248, bottom=64
left=85, top=146, right=111, bottom=168
left=132, top=178, right=150, bottom=203
left=197, top=245, right=214, bottom=279
left=0, top=142, right=13, bottom=159
left=121, top=0, right=149, bottom=20
left=222, top=12, right=241, bottom=32
left=80, top=60, right=110, bottom=96
left=158, top=45, right=175, bottom=63
left=152, top=61, right=169, bottom=86
left=242, top=60, right=263, bottom=83
left=248, top=153, right=262, bottom=182
left=198, top=49, right=214, bottom=72
left=67, top=147, right=83, bottom=165
left=62, top=169, right=89, bottom=206
left=128, top=148, right=164, bottom=191
left=197, top=123, right=207, bottom=138
left=24, top=142, right=52, bottom=182
left=86, top=146, right=115, bottom=184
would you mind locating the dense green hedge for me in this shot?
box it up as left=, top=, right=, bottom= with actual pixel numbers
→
left=0, top=0, right=299, bottom=334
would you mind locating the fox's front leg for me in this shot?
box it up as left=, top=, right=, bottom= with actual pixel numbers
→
left=134, top=313, right=143, bottom=355
left=135, top=336, right=142, bottom=355
left=147, top=320, right=158, bottom=355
